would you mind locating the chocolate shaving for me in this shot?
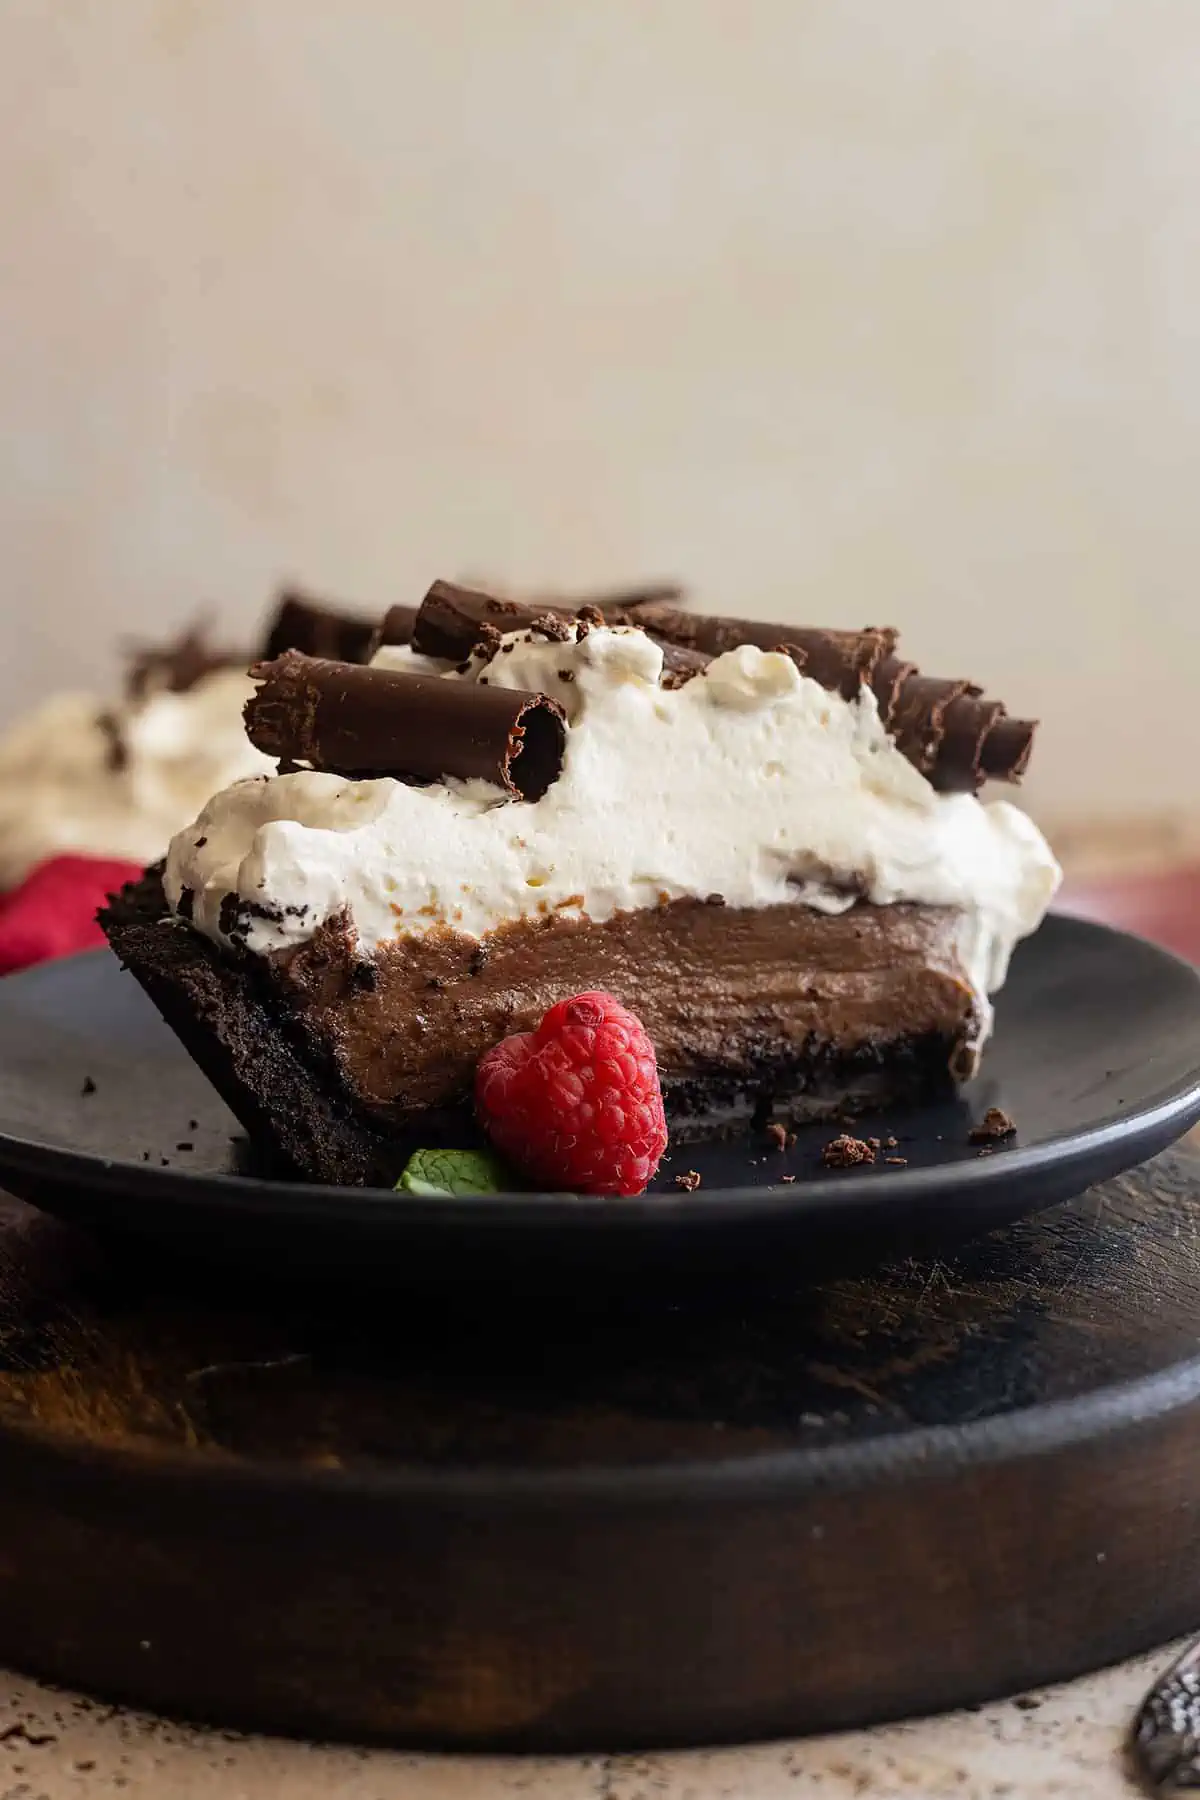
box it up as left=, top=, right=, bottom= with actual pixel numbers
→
left=244, top=652, right=566, bottom=801
left=634, top=605, right=1035, bottom=792
left=261, top=590, right=379, bottom=665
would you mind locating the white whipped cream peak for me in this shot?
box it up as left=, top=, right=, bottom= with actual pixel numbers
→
left=0, top=669, right=273, bottom=888
left=165, top=625, right=1061, bottom=1035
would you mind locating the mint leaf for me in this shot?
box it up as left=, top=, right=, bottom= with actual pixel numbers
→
left=396, top=1147, right=510, bottom=1197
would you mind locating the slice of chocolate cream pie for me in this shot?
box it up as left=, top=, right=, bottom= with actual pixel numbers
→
left=100, top=582, right=1060, bottom=1186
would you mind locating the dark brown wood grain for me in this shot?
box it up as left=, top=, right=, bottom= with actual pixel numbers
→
left=0, top=1146, right=1198, bottom=1748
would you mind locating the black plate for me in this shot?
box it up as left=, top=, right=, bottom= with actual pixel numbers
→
left=0, top=915, right=1197, bottom=1290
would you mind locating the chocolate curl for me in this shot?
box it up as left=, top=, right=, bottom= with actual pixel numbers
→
left=125, top=621, right=245, bottom=700
left=631, top=603, right=766, bottom=658
left=373, top=603, right=420, bottom=650
left=410, top=579, right=711, bottom=687
left=879, top=668, right=973, bottom=774
left=866, top=657, right=1036, bottom=793
left=640, top=605, right=1036, bottom=790
left=635, top=606, right=898, bottom=699
left=979, top=713, right=1036, bottom=784
left=937, top=694, right=1006, bottom=791
left=244, top=652, right=566, bottom=801
left=410, top=581, right=536, bottom=660
left=261, top=590, right=378, bottom=665
left=776, top=629, right=900, bottom=702
left=409, top=580, right=679, bottom=658
left=868, top=652, right=918, bottom=721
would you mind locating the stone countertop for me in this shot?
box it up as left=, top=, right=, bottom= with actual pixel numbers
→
left=0, top=1647, right=1170, bottom=1799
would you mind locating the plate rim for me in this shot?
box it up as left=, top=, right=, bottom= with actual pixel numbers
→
left=0, top=914, right=1197, bottom=1229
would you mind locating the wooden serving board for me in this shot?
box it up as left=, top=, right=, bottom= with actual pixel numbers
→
left=0, top=1145, right=1198, bottom=1750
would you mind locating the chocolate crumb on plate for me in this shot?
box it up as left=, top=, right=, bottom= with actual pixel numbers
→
left=674, top=1170, right=702, bottom=1193
left=176, top=1141, right=193, bottom=1152
left=80, top=1077, right=96, bottom=1096
left=822, top=1133, right=877, bottom=1169
left=969, top=1106, right=1017, bottom=1143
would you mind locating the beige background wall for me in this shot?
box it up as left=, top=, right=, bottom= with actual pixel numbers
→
left=1, top=0, right=1197, bottom=824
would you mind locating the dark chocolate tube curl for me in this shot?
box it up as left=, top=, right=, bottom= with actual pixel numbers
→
left=978, top=712, right=1036, bottom=785
left=632, top=603, right=784, bottom=659
left=410, top=582, right=535, bottom=660
left=125, top=623, right=246, bottom=700
left=635, top=606, right=1035, bottom=792
left=245, top=652, right=566, bottom=801
left=406, top=586, right=1036, bottom=792
left=372, top=603, right=421, bottom=650
left=261, top=591, right=379, bottom=665
left=409, top=580, right=710, bottom=686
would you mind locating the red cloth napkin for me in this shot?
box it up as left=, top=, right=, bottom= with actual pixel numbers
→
left=0, top=855, right=142, bottom=977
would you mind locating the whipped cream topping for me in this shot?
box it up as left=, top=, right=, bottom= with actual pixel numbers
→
left=165, top=625, right=1061, bottom=1035
left=0, top=670, right=274, bottom=889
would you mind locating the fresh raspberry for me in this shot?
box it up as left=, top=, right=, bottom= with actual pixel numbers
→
left=475, top=990, right=668, bottom=1196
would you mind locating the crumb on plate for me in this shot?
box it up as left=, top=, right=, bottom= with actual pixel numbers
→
left=969, top=1107, right=1016, bottom=1143
left=821, top=1133, right=876, bottom=1169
